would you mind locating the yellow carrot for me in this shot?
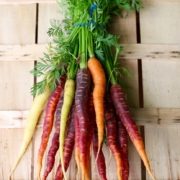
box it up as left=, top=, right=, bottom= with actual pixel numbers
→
left=9, top=87, right=51, bottom=178
left=59, top=79, right=75, bottom=180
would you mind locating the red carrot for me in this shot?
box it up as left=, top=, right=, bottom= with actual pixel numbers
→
left=111, top=85, right=155, bottom=180
left=42, top=92, right=64, bottom=180
left=37, top=76, right=66, bottom=179
left=105, top=97, right=123, bottom=180
left=117, top=119, right=129, bottom=180
left=55, top=106, right=75, bottom=180
left=75, top=69, right=91, bottom=180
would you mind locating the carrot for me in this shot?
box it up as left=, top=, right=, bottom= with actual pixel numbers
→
left=55, top=106, right=75, bottom=180
left=110, top=84, right=155, bottom=180
left=117, top=119, right=129, bottom=180
left=88, top=57, right=106, bottom=153
left=9, top=86, right=51, bottom=178
left=59, top=79, right=75, bottom=180
left=75, top=68, right=91, bottom=180
left=37, top=77, right=66, bottom=179
left=105, top=97, right=123, bottom=180
left=42, top=91, right=64, bottom=180
left=91, top=97, right=107, bottom=180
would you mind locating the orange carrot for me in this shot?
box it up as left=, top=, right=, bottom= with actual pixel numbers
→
left=88, top=57, right=106, bottom=152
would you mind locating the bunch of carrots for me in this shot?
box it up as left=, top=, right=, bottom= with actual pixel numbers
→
left=9, top=0, right=156, bottom=180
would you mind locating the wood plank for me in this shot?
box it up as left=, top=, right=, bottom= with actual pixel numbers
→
left=145, top=126, right=180, bottom=179
left=2, top=43, right=180, bottom=62
left=0, top=44, right=45, bottom=62
left=1, top=108, right=180, bottom=128
left=0, top=4, right=36, bottom=179
left=121, top=44, right=180, bottom=61
left=0, top=61, right=34, bottom=110
left=140, top=0, right=180, bottom=179
left=0, top=5, right=36, bottom=44
left=0, top=129, right=32, bottom=180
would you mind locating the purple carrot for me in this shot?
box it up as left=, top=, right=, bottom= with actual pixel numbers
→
left=75, top=69, right=91, bottom=180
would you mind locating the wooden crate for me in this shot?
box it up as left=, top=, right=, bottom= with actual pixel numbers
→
left=0, top=0, right=180, bottom=179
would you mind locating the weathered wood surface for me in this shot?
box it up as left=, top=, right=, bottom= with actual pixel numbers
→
left=0, top=4, right=35, bottom=179
left=1, top=43, right=180, bottom=62
left=141, top=0, right=180, bottom=179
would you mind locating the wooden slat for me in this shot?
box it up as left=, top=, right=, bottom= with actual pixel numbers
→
left=1, top=43, right=180, bottom=62
left=121, top=44, right=180, bottom=61
left=145, top=126, right=180, bottom=179
left=0, top=44, right=45, bottom=62
left=141, top=0, right=180, bottom=179
left=0, top=129, right=32, bottom=179
left=2, top=108, right=180, bottom=128
left=0, top=4, right=36, bottom=180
